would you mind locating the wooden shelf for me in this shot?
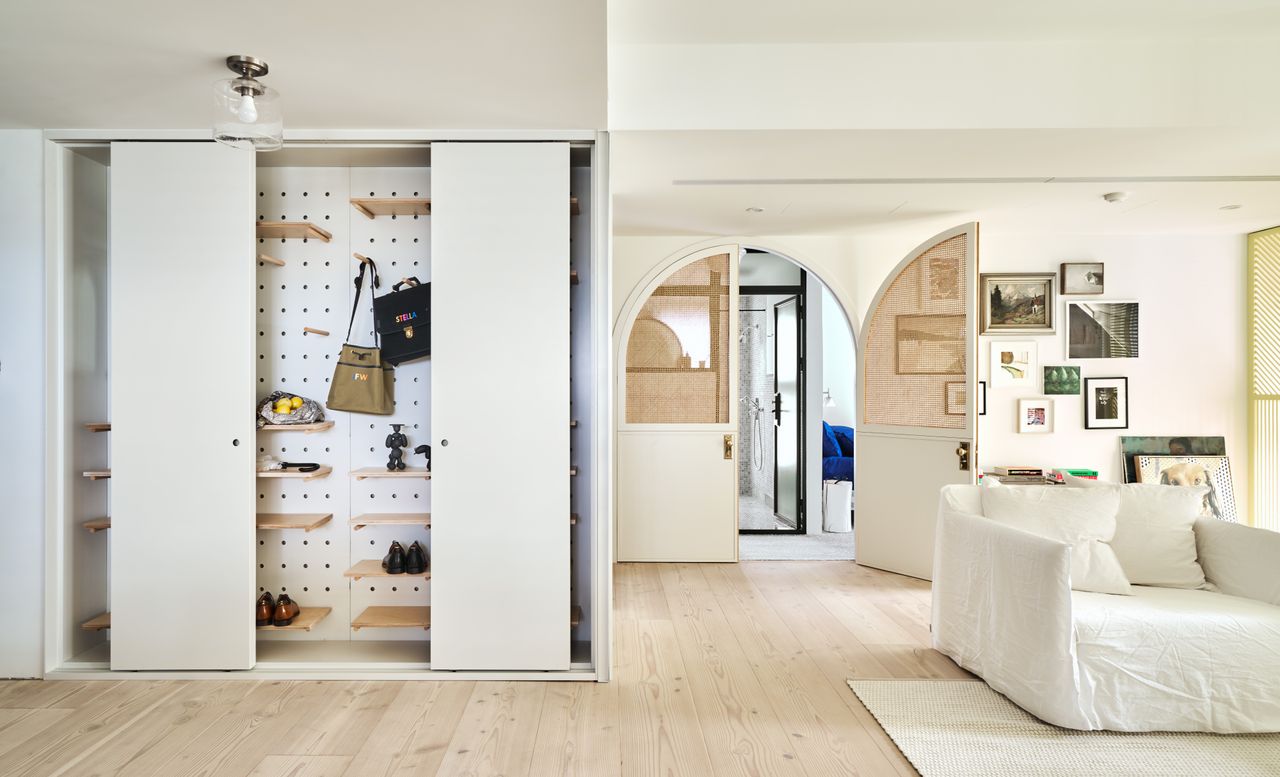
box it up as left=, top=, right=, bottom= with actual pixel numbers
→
left=258, top=253, right=285, bottom=267
left=351, top=467, right=430, bottom=481
left=257, top=421, right=335, bottom=434
left=258, top=607, right=330, bottom=632
left=350, top=512, right=431, bottom=531
left=84, top=518, right=111, bottom=533
left=351, top=198, right=432, bottom=219
left=570, top=197, right=581, bottom=216
left=256, top=221, right=333, bottom=242
left=83, top=470, right=111, bottom=480
left=256, top=513, right=333, bottom=532
left=81, top=613, right=110, bottom=631
left=351, top=606, right=431, bottom=631
left=344, top=559, right=431, bottom=581
left=257, top=466, right=332, bottom=480
left=84, top=422, right=111, bottom=433
left=571, top=606, right=582, bottom=627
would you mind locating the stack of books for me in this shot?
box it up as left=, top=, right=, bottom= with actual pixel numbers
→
left=989, top=466, right=1045, bottom=485
left=1047, top=468, right=1099, bottom=484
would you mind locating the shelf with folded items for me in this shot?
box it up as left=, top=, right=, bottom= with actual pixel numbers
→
left=351, top=606, right=431, bottom=631
left=256, top=466, right=332, bottom=480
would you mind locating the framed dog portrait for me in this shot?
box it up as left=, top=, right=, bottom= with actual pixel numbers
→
left=1119, top=436, right=1226, bottom=483
left=981, top=273, right=1056, bottom=334
left=1134, top=455, right=1238, bottom=523
left=1084, top=377, right=1128, bottom=429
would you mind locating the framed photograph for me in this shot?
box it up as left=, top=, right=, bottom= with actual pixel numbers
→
left=1060, top=262, right=1105, bottom=295
left=981, top=273, right=1056, bottom=334
left=1067, top=301, right=1139, bottom=359
left=1134, top=455, right=1238, bottom=523
left=1018, top=398, right=1054, bottom=434
left=944, top=381, right=965, bottom=416
left=1084, top=377, right=1128, bottom=429
left=1043, top=365, right=1081, bottom=395
left=990, top=341, right=1037, bottom=388
left=894, top=314, right=965, bottom=375
left=978, top=381, right=987, bottom=416
left=1119, top=436, right=1226, bottom=483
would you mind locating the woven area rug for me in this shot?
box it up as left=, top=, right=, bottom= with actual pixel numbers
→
left=848, top=679, right=1280, bottom=777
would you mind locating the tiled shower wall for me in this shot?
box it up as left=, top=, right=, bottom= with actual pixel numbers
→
left=738, top=297, right=775, bottom=500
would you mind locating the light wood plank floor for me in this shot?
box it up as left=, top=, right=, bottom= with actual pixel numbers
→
left=0, top=562, right=966, bottom=776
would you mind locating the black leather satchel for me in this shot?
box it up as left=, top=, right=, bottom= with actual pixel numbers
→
left=373, top=277, right=431, bottom=366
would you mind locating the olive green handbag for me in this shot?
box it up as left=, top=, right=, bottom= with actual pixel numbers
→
left=327, top=259, right=394, bottom=415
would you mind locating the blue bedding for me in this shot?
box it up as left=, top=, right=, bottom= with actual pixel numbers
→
left=823, top=455, right=854, bottom=483
left=822, top=423, right=855, bottom=482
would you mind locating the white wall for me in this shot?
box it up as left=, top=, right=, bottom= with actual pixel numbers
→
left=820, top=284, right=856, bottom=429
left=977, top=234, right=1248, bottom=500
left=0, top=130, right=45, bottom=678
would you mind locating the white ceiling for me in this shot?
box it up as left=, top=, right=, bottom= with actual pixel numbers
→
left=611, top=130, right=1280, bottom=235
left=610, top=0, right=1280, bottom=44
left=0, top=0, right=605, bottom=130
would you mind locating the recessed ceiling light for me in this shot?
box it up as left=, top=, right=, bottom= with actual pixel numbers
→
left=1102, top=192, right=1130, bottom=204
left=1220, top=204, right=1242, bottom=210
left=745, top=207, right=765, bottom=213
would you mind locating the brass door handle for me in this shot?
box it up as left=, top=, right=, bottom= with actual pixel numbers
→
left=956, top=441, right=971, bottom=472
left=724, top=434, right=734, bottom=460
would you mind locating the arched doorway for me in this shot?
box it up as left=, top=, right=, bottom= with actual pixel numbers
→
left=615, top=241, right=861, bottom=562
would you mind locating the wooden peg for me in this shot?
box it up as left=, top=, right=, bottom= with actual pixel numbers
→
left=353, top=252, right=373, bottom=265
left=303, top=327, right=330, bottom=337
left=258, top=253, right=285, bottom=267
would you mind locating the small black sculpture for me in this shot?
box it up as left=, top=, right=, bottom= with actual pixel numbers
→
left=413, top=444, right=431, bottom=472
left=386, top=424, right=408, bottom=471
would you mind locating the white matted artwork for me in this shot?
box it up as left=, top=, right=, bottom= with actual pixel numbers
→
left=990, top=341, right=1037, bottom=388
left=1018, top=398, right=1054, bottom=434
left=1134, top=455, right=1238, bottom=523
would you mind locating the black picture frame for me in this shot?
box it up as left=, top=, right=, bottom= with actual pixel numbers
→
left=978, top=380, right=987, bottom=416
left=1084, top=376, right=1129, bottom=430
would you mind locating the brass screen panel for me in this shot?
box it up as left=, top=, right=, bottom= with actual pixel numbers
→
left=1249, top=227, right=1280, bottom=529
left=863, top=235, right=967, bottom=429
left=626, top=253, right=731, bottom=424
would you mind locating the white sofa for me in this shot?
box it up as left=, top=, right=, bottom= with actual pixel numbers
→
left=932, top=484, right=1280, bottom=733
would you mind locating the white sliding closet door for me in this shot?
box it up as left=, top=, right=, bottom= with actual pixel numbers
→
left=431, top=143, right=571, bottom=670
left=110, top=142, right=256, bottom=670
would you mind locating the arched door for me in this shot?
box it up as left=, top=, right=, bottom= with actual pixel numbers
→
left=855, top=224, right=978, bottom=579
left=617, top=246, right=739, bottom=561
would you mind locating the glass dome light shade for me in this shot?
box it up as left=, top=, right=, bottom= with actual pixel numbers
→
left=213, top=78, right=282, bottom=151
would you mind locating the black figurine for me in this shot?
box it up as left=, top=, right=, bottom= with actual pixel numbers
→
left=386, top=424, right=408, bottom=471
left=414, top=444, right=431, bottom=472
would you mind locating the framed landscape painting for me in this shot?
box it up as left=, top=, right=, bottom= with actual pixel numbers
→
left=981, top=273, right=1056, bottom=334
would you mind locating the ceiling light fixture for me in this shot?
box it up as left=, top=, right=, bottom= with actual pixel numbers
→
left=745, top=207, right=765, bottom=213
left=1102, top=192, right=1130, bottom=204
left=1220, top=204, right=1242, bottom=210
left=213, top=55, right=282, bottom=152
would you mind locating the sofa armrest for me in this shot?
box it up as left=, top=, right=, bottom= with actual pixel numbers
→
left=932, top=504, right=1089, bottom=728
left=1195, top=518, right=1280, bottom=606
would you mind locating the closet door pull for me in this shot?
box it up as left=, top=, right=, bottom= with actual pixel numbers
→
left=440, top=439, right=449, bottom=447
left=232, top=439, right=240, bottom=446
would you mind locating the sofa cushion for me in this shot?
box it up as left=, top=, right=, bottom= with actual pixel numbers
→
left=1063, top=475, right=1207, bottom=589
left=1195, top=518, right=1280, bottom=606
left=1071, top=586, right=1280, bottom=732
left=981, top=484, right=1132, bottom=595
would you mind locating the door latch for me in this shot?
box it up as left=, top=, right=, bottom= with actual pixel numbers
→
left=724, top=434, right=734, bottom=460
left=955, top=441, right=970, bottom=472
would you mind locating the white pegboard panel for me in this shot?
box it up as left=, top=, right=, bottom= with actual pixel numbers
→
left=255, top=166, right=432, bottom=644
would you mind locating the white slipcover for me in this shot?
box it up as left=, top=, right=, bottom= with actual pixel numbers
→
left=932, top=485, right=1280, bottom=733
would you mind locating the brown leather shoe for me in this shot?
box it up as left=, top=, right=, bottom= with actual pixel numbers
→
left=280, top=594, right=300, bottom=620
left=256, top=592, right=275, bottom=627
left=272, top=599, right=293, bottom=627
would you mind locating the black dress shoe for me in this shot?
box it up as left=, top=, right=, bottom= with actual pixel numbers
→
left=256, top=592, right=275, bottom=627
left=382, top=541, right=406, bottom=574
left=405, top=541, right=427, bottom=575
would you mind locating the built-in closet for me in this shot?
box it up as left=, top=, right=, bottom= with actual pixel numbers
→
left=44, top=135, right=609, bottom=679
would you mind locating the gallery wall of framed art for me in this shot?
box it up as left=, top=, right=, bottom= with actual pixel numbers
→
left=966, top=233, right=1248, bottom=498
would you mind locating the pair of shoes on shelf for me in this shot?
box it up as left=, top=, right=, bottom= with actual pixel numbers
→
left=381, top=540, right=428, bottom=575
left=256, top=592, right=300, bottom=627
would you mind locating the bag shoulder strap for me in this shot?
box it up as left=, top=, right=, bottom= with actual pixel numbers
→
left=345, top=258, right=381, bottom=343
